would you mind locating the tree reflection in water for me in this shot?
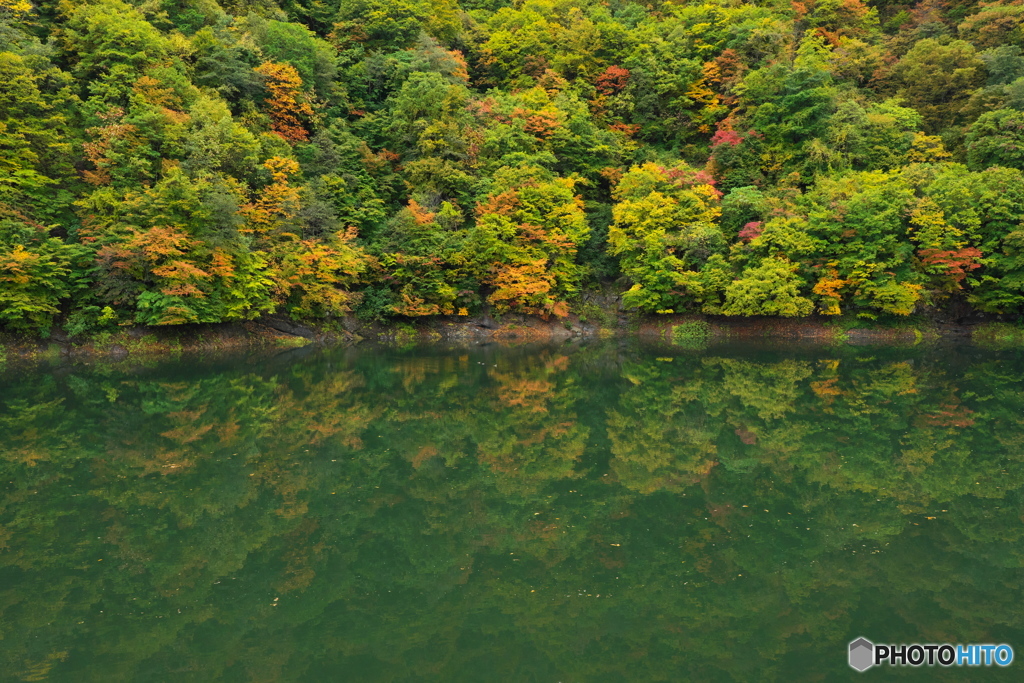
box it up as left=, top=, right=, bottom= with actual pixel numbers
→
left=1, top=341, right=1022, bottom=681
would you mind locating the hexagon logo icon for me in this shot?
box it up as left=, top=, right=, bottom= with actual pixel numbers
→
left=849, top=637, right=874, bottom=672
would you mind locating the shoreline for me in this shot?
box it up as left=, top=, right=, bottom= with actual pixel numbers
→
left=1, top=310, right=1020, bottom=367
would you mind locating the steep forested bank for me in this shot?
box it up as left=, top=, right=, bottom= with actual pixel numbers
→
left=3, top=0, right=1024, bottom=339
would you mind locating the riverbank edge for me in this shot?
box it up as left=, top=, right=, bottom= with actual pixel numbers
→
left=2, top=306, right=1022, bottom=365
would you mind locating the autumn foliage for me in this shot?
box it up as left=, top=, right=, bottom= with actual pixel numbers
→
left=4, top=0, right=1024, bottom=334
left=255, top=61, right=314, bottom=142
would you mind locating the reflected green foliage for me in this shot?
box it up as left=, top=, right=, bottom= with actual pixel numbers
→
left=2, top=342, right=1024, bottom=680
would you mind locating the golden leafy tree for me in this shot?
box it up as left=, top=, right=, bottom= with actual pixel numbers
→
left=242, top=156, right=302, bottom=238
left=254, top=62, right=314, bottom=142
left=243, top=157, right=370, bottom=316
left=465, top=170, right=589, bottom=319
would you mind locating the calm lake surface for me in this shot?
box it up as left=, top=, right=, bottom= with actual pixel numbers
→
left=2, top=339, right=1023, bottom=681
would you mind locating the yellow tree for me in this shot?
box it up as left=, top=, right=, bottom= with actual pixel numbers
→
left=243, top=157, right=370, bottom=317
left=254, top=62, right=314, bottom=142
left=463, top=168, right=589, bottom=318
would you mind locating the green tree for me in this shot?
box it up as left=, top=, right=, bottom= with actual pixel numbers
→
left=0, top=208, right=92, bottom=331
left=58, top=0, right=171, bottom=87
left=0, top=51, right=74, bottom=199
left=721, top=256, right=815, bottom=317
left=609, top=162, right=724, bottom=312
left=890, top=38, right=986, bottom=134
left=334, top=0, right=461, bottom=52
left=965, top=108, right=1024, bottom=170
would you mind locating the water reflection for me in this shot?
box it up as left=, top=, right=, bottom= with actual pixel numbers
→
left=1, top=342, right=1022, bottom=681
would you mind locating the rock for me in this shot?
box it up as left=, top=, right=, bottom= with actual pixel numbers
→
left=472, top=316, right=499, bottom=330
left=259, top=316, right=316, bottom=339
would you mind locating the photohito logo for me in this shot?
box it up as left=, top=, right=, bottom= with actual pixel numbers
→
left=848, top=638, right=1013, bottom=671
left=849, top=638, right=874, bottom=672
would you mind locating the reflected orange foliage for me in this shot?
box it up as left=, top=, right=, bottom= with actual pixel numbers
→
left=919, top=402, right=976, bottom=428
left=413, top=445, right=440, bottom=469
left=496, top=375, right=554, bottom=412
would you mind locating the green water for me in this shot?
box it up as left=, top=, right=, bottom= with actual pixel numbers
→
left=1, top=340, right=1023, bottom=681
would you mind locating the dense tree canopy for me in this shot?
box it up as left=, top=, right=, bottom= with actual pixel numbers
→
left=4, top=0, right=1024, bottom=333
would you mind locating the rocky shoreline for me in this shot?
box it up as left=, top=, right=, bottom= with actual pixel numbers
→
left=1, top=305, right=1017, bottom=368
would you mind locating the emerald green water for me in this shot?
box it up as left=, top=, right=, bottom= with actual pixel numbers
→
left=1, top=340, right=1023, bottom=681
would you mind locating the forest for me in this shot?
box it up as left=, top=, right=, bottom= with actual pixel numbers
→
left=2, top=0, right=1024, bottom=334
